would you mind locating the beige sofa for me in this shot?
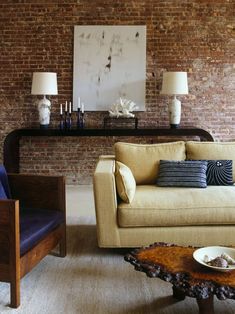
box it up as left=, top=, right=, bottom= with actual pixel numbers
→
left=93, top=141, right=235, bottom=248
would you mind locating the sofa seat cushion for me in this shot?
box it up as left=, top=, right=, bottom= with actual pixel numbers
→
left=118, top=185, right=235, bottom=227
left=20, top=208, right=64, bottom=256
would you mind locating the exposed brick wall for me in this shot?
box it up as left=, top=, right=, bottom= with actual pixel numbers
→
left=1, top=1, right=234, bottom=184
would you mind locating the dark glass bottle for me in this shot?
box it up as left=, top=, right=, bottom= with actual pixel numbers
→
left=67, top=112, right=72, bottom=129
left=64, top=110, right=68, bottom=129
left=59, top=114, right=64, bottom=129
left=80, top=112, right=85, bottom=128
left=77, top=108, right=81, bottom=128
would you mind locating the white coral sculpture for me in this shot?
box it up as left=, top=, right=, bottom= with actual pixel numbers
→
left=109, top=98, right=138, bottom=118
left=108, top=103, right=122, bottom=118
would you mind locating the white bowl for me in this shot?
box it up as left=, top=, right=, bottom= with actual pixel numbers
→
left=193, top=246, right=235, bottom=272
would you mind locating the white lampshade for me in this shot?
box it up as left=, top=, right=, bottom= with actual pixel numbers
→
left=31, top=72, right=58, bottom=95
left=161, top=71, right=188, bottom=95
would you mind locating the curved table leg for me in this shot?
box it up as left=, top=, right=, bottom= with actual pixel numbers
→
left=172, top=287, right=214, bottom=314
left=172, top=286, right=186, bottom=301
left=197, top=295, right=214, bottom=314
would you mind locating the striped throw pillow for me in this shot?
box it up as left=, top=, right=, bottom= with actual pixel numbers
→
left=156, top=160, right=208, bottom=188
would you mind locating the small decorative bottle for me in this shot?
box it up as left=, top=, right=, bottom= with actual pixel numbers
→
left=59, top=104, right=64, bottom=129
left=67, top=102, right=72, bottom=129
left=77, top=107, right=81, bottom=128
left=80, top=113, right=85, bottom=129
left=76, top=98, right=85, bottom=129
left=80, top=103, right=85, bottom=128
left=64, top=101, right=68, bottom=129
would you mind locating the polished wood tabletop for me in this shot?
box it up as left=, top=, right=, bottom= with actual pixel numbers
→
left=125, top=242, right=235, bottom=314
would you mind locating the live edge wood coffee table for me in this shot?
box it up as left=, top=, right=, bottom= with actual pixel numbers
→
left=124, top=243, right=235, bottom=314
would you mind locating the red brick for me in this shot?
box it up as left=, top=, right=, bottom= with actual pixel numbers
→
left=0, top=1, right=234, bottom=184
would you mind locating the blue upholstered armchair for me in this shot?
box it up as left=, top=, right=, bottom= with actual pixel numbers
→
left=0, top=167, right=66, bottom=308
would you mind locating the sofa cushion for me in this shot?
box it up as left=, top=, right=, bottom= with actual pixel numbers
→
left=186, top=141, right=235, bottom=182
left=206, top=160, right=233, bottom=185
left=156, top=160, right=208, bottom=188
left=114, top=141, right=186, bottom=185
left=115, top=161, right=136, bottom=203
left=118, top=185, right=235, bottom=227
left=20, top=208, right=64, bottom=256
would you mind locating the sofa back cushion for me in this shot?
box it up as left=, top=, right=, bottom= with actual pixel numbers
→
left=114, top=141, right=186, bottom=184
left=186, top=141, right=235, bottom=182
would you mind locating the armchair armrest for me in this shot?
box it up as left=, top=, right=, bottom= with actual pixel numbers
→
left=7, top=174, right=65, bottom=213
left=93, top=155, right=120, bottom=247
left=0, top=199, right=20, bottom=285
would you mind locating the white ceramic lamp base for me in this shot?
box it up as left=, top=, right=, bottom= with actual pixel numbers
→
left=168, top=96, right=181, bottom=128
left=37, top=96, right=51, bottom=129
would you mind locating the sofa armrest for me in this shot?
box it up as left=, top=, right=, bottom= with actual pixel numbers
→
left=0, top=199, right=20, bottom=280
left=7, top=174, right=65, bottom=213
left=93, top=156, right=120, bottom=247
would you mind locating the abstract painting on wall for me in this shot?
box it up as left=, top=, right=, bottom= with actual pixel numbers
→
left=73, top=25, right=146, bottom=111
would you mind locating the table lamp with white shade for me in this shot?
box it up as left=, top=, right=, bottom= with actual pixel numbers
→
left=31, top=72, right=58, bottom=128
left=161, top=71, right=188, bottom=128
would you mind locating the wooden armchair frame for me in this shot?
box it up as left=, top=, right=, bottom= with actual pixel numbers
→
left=0, top=174, right=66, bottom=308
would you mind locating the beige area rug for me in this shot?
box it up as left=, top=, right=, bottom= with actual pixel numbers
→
left=0, top=215, right=234, bottom=314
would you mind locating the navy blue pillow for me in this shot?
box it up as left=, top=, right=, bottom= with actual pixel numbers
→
left=156, top=160, right=208, bottom=188
left=206, top=160, right=233, bottom=185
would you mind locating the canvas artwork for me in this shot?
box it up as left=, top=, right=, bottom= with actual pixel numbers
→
left=73, top=25, right=146, bottom=111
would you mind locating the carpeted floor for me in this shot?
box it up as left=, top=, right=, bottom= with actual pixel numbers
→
left=0, top=185, right=234, bottom=314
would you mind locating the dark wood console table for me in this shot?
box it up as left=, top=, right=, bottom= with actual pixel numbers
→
left=3, top=127, right=214, bottom=173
